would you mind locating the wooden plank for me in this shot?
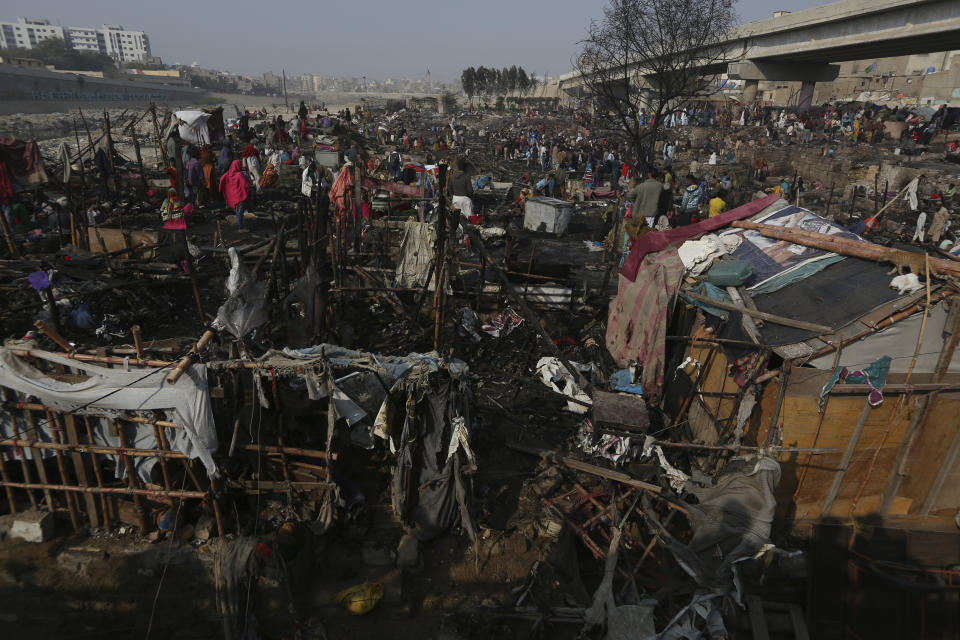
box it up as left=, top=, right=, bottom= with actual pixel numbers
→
left=883, top=298, right=960, bottom=515
left=727, top=286, right=761, bottom=343
left=820, top=398, right=872, bottom=518
left=507, top=442, right=661, bottom=492
left=747, top=595, right=771, bottom=640
left=920, top=423, right=960, bottom=515
left=764, top=360, right=791, bottom=447
left=62, top=414, right=100, bottom=527
left=788, top=603, right=810, bottom=640
left=731, top=219, right=960, bottom=278
left=683, top=291, right=832, bottom=334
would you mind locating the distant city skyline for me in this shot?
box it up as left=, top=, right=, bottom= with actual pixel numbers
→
left=1, top=0, right=832, bottom=79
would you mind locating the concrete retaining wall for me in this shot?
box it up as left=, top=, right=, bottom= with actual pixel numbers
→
left=0, top=64, right=208, bottom=115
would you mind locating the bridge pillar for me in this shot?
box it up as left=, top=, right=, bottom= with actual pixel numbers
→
left=742, top=80, right=759, bottom=104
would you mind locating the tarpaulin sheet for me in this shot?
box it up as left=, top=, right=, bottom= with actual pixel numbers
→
left=807, top=300, right=960, bottom=373
left=174, top=109, right=224, bottom=145
left=0, top=348, right=218, bottom=478
left=0, top=137, right=48, bottom=187
left=620, top=194, right=781, bottom=281
left=606, top=249, right=685, bottom=404
left=727, top=203, right=867, bottom=294
left=394, top=221, right=436, bottom=289
left=669, top=456, right=780, bottom=593
left=753, top=257, right=901, bottom=345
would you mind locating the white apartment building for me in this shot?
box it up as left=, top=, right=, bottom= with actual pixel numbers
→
left=98, top=24, right=151, bottom=62
left=0, top=18, right=65, bottom=50
left=0, top=17, right=151, bottom=62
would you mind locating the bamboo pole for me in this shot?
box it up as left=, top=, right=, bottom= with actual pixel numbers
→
left=0, top=440, right=18, bottom=513
left=20, top=403, right=54, bottom=511
left=0, top=481, right=206, bottom=499
left=152, top=424, right=173, bottom=493
left=1, top=389, right=37, bottom=510
left=237, top=444, right=330, bottom=459
left=131, top=325, right=144, bottom=360
left=683, top=291, right=833, bottom=334
left=8, top=349, right=172, bottom=368
left=47, top=411, right=81, bottom=530
left=166, top=329, right=215, bottom=385
left=0, top=209, right=18, bottom=257
left=62, top=414, right=100, bottom=527
left=82, top=416, right=113, bottom=526
left=114, top=420, right=150, bottom=531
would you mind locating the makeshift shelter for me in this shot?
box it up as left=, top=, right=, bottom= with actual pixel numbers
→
left=0, top=137, right=48, bottom=188
left=174, top=108, right=226, bottom=145
left=608, top=195, right=960, bottom=526
left=0, top=341, right=476, bottom=541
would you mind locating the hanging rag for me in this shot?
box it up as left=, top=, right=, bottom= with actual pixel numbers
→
left=818, top=355, right=892, bottom=411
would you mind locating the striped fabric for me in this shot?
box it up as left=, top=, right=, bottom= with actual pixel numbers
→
left=605, top=249, right=685, bottom=404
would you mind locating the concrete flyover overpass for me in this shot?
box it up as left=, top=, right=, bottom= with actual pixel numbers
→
left=558, top=0, right=960, bottom=107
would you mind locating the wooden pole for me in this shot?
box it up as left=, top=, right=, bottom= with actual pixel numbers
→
left=47, top=411, right=82, bottom=531
left=0, top=481, right=206, bottom=500
left=825, top=180, right=834, bottom=219
left=73, top=118, right=88, bottom=249
left=114, top=420, right=150, bottom=531
left=62, top=413, right=100, bottom=527
left=819, top=398, right=872, bottom=517
left=433, top=164, right=449, bottom=351
left=166, top=329, right=216, bottom=384
left=82, top=416, right=113, bottom=526
left=682, top=291, right=832, bottom=333
left=131, top=325, right=144, bottom=360
left=104, top=111, right=121, bottom=193
left=0, top=209, right=19, bottom=257
left=0, top=438, right=18, bottom=514
left=731, top=220, right=960, bottom=278
left=131, top=129, right=148, bottom=193
left=19, top=403, right=54, bottom=511
left=34, top=319, right=70, bottom=352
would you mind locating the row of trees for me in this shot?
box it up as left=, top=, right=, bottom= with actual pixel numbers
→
left=460, top=66, right=537, bottom=101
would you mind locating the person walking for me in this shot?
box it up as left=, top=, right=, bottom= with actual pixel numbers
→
left=220, top=160, right=251, bottom=232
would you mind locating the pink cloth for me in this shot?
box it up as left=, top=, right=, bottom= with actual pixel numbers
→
left=606, top=249, right=685, bottom=404
left=218, top=160, right=249, bottom=209
left=619, top=194, right=782, bottom=281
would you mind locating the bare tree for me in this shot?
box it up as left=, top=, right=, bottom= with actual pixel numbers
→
left=576, top=0, right=736, bottom=166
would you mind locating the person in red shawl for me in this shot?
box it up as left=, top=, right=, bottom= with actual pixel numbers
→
left=219, top=160, right=250, bottom=232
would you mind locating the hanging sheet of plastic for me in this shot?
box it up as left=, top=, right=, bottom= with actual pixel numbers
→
left=216, top=247, right=268, bottom=339
left=394, top=221, right=436, bottom=289
left=391, top=381, right=475, bottom=542
left=175, top=110, right=214, bottom=145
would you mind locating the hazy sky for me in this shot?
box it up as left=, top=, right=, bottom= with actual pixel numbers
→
left=4, top=0, right=830, bottom=79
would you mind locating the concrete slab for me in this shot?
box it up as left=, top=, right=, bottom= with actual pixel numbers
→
left=10, top=509, right=54, bottom=543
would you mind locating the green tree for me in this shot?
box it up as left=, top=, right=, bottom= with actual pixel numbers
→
left=461, top=67, right=477, bottom=105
